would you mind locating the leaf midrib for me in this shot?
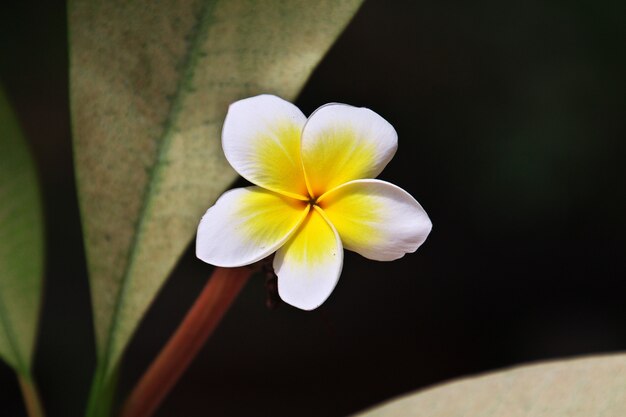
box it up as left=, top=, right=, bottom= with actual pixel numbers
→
left=99, top=0, right=221, bottom=377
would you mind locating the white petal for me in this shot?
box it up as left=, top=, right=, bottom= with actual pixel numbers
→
left=196, top=187, right=309, bottom=267
left=318, top=179, right=432, bottom=261
left=274, top=207, right=343, bottom=310
left=300, top=103, right=398, bottom=197
left=222, top=94, right=309, bottom=200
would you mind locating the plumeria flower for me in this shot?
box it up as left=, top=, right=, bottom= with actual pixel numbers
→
left=196, top=95, right=432, bottom=310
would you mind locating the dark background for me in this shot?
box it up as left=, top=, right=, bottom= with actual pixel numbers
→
left=1, top=0, right=625, bottom=416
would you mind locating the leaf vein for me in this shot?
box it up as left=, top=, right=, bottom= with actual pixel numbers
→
left=99, top=0, right=221, bottom=378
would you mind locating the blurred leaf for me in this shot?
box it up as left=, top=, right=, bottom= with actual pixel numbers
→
left=0, top=85, right=44, bottom=375
left=356, top=353, right=626, bottom=416
left=68, top=0, right=364, bottom=406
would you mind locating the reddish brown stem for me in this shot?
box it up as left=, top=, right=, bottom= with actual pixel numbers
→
left=119, top=267, right=252, bottom=417
left=18, top=374, right=45, bottom=417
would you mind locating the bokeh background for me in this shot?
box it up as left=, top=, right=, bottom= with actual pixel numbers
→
left=1, top=0, right=625, bottom=416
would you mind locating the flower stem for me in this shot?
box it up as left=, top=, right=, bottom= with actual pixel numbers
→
left=118, top=266, right=251, bottom=417
left=17, top=373, right=45, bottom=417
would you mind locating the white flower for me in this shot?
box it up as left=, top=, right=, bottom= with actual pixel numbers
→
left=196, top=95, right=432, bottom=310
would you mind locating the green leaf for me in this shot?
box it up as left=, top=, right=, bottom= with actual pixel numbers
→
left=356, top=353, right=626, bottom=416
left=0, top=85, right=44, bottom=375
left=68, top=0, right=363, bottom=401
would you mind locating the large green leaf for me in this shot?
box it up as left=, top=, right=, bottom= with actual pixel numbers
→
left=69, top=0, right=363, bottom=390
left=357, top=353, right=626, bottom=416
left=0, top=85, right=44, bottom=375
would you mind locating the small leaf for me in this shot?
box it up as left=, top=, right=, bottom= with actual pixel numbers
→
left=69, top=0, right=364, bottom=391
left=0, top=85, right=44, bottom=375
left=356, top=353, right=626, bottom=416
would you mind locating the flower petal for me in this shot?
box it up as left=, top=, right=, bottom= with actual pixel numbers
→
left=222, top=95, right=309, bottom=200
left=318, top=179, right=432, bottom=261
left=274, top=207, right=343, bottom=310
left=301, top=104, right=398, bottom=197
left=196, top=187, right=309, bottom=267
